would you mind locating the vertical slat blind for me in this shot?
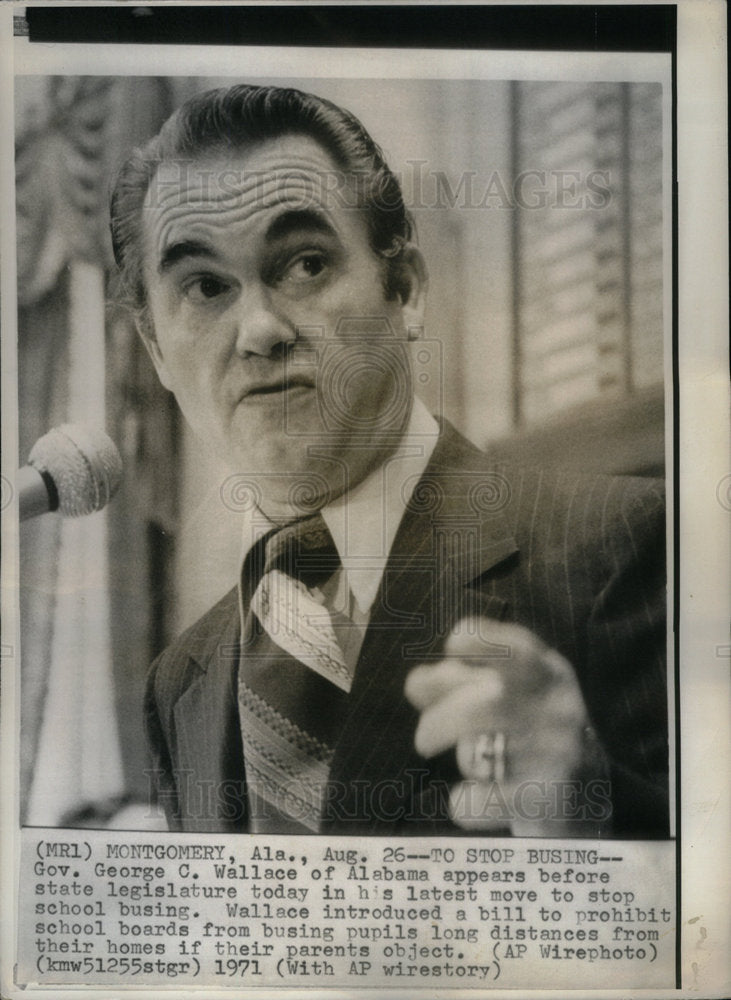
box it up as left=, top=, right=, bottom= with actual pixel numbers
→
left=514, top=82, right=664, bottom=426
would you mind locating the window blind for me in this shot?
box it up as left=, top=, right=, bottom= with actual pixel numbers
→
left=513, top=81, right=664, bottom=426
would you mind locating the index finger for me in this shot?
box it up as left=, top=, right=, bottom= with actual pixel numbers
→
left=404, top=659, right=477, bottom=711
left=444, top=618, right=558, bottom=694
left=445, top=618, right=540, bottom=661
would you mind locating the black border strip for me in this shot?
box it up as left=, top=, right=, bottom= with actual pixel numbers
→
left=670, top=22, right=681, bottom=991
left=26, top=5, right=676, bottom=51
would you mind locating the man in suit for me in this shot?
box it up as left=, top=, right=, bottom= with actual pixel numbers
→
left=111, top=84, right=668, bottom=839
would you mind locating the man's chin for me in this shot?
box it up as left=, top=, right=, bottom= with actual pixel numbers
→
left=225, top=450, right=344, bottom=518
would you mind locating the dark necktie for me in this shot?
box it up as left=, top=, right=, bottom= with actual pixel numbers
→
left=238, top=516, right=353, bottom=833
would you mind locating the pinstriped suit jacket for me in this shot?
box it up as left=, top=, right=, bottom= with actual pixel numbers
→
left=144, top=421, right=668, bottom=838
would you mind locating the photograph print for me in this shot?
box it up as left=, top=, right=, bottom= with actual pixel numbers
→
left=16, top=70, right=671, bottom=840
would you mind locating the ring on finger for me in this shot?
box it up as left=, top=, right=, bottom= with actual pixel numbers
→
left=471, top=730, right=507, bottom=782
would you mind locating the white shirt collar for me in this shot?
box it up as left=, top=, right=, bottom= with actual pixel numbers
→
left=239, top=397, right=439, bottom=617
left=321, top=397, right=438, bottom=614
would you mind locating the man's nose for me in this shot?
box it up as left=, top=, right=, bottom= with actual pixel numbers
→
left=233, top=285, right=294, bottom=358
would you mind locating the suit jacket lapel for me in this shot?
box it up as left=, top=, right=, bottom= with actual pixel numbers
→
left=325, top=423, right=518, bottom=832
left=170, top=591, right=248, bottom=831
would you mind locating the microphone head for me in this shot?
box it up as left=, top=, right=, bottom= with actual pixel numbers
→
left=27, top=424, right=123, bottom=517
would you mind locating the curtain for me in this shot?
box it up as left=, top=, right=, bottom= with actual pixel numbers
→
left=17, top=76, right=179, bottom=825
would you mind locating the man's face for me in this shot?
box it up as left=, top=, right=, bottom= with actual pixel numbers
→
left=140, top=134, right=426, bottom=519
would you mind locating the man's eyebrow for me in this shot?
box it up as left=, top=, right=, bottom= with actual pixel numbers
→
left=265, top=209, right=336, bottom=243
left=158, top=239, right=216, bottom=273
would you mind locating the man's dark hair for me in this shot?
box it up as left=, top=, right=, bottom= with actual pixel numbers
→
left=110, top=83, right=415, bottom=316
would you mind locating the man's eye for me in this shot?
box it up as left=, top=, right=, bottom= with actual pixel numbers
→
left=184, top=276, right=230, bottom=303
left=283, top=253, right=327, bottom=283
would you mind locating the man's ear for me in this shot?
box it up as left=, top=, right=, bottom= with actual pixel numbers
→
left=394, top=244, right=428, bottom=331
left=136, top=309, right=174, bottom=391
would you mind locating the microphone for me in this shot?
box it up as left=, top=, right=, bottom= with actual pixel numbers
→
left=19, top=424, right=123, bottom=522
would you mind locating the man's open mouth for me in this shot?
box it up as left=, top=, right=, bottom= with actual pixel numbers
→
left=244, top=378, right=312, bottom=398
